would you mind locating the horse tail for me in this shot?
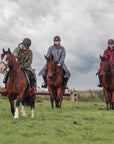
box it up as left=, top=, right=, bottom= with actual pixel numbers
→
left=24, top=94, right=31, bottom=106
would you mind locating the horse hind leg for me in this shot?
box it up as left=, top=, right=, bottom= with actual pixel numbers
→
left=31, top=95, right=36, bottom=118
left=50, top=96, right=54, bottom=109
left=56, top=97, right=60, bottom=108
left=10, top=100, right=15, bottom=117
left=14, top=98, right=20, bottom=119
left=21, top=102, right=27, bottom=118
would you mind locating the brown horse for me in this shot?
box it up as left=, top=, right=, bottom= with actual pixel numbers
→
left=0, top=48, right=36, bottom=118
left=45, top=56, right=65, bottom=108
left=99, top=55, right=114, bottom=110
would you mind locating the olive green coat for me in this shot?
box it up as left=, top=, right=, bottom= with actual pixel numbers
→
left=13, top=47, right=34, bottom=73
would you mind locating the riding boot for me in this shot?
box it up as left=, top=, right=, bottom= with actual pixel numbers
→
left=30, top=81, right=36, bottom=95
left=3, top=71, right=9, bottom=84
left=42, top=76, right=47, bottom=88
left=0, top=72, right=9, bottom=97
left=63, top=78, right=69, bottom=89
left=97, top=74, right=102, bottom=87
left=0, top=83, right=8, bottom=97
left=29, top=72, right=36, bottom=95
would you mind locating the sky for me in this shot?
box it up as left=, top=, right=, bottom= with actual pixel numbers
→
left=0, top=0, right=114, bottom=90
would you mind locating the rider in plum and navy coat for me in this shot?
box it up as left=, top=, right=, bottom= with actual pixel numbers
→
left=38, top=36, right=71, bottom=89
left=97, top=39, right=114, bottom=87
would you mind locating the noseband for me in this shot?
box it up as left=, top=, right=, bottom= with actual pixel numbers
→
left=47, top=61, right=58, bottom=81
left=0, top=54, right=13, bottom=74
left=100, top=63, right=113, bottom=78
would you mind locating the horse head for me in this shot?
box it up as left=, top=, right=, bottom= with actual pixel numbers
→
left=45, top=55, right=58, bottom=79
left=99, top=55, right=112, bottom=76
left=0, top=48, right=13, bottom=73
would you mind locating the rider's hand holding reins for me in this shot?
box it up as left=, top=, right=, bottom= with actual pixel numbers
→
left=57, top=64, right=61, bottom=67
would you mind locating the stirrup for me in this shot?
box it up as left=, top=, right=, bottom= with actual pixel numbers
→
left=30, top=87, right=36, bottom=95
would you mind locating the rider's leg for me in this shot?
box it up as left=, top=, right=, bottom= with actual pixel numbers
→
left=62, top=78, right=69, bottom=89
left=29, top=71, right=36, bottom=95
left=98, top=74, right=102, bottom=87
left=0, top=72, right=9, bottom=96
left=42, top=76, right=47, bottom=88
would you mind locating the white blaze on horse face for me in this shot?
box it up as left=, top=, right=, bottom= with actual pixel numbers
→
left=31, top=108, right=34, bottom=118
left=0, top=55, right=8, bottom=72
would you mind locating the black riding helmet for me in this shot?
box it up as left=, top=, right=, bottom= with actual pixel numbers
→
left=22, top=38, right=31, bottom=48
left=54, top=36, right=61, bottom=41
left=108, top=39, right=114, bottom=45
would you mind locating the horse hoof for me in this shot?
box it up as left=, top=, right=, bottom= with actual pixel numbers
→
left=22, top=112, right=27, bottom=118
left=22, top=114, right=27, bottom=118
left=14, top=116, right=19, bottom=119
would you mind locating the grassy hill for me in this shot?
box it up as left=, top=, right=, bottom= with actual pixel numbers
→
left=0, top=98, right=113, bottom=144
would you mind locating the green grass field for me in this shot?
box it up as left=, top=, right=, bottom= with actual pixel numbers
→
left=0, top=98, right=114, bottom=144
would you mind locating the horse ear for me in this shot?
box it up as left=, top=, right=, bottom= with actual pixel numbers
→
left=45, top=55, right=48, bottom=60
left=8, top=48, right=11, bottom=54
left=3, top=48, right=5, bottom=53
left=100, top=55, right=102, bottom=60
left=50, top=55, right=53, bottom=60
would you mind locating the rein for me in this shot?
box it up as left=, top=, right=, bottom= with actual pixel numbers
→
left=100, top=62, right=114, bottom=89
left=1, top=53, right=20, bottom=74
left=47, top=61, right=59, bottom=82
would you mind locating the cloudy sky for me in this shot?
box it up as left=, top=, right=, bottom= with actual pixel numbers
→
left=0, top=0, right=114, bottom=90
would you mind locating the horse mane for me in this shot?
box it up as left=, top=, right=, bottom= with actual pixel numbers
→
left=101, top=57, right=108, bottom=62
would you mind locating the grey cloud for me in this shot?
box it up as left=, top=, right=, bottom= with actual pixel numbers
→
left=0, top=0, right=114, bottom=90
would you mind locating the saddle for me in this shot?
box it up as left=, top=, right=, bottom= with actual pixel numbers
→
left=21, top=68, right=30, bottom=85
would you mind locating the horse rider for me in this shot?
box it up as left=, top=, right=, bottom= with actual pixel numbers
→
left=38, top=36, right=71, bottom=89
left=96, top=39, right=114, bottom=87
left=1, top=38, right=36, bottom=96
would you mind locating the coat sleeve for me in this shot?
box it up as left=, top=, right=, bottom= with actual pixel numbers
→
left=59, top=47, right=66, bottom=65
left=47, top=47, right=52, bottom=57
left=13, top=47, right=20, bottom=59
left=22, top=51, right=33, bottom=68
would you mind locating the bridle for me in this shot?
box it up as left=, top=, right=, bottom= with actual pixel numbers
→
left=0, top=53, right=20, bottom=74
left=47, top=60, right=58, bottom=81
left=100, top=62, right=113, bottom=77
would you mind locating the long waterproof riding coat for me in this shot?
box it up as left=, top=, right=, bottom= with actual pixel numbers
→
left=38, top=45, right=71, bottom=78
left=13, top=47, right=34, bottom=73
left=97, top=47, right=114, bottom=74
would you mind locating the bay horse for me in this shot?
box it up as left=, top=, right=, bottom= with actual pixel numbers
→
left=0, top=48, right=36, bottom=118
left=45, top=56, right=65, bottom=108
left=99, top=55, right=114, bottom=110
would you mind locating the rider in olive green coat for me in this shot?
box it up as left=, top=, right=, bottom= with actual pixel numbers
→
left=1, top=38, right=36, bottom=96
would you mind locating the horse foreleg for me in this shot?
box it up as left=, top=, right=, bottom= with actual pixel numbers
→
left=21, top=102, right=27, bottom=118
left=60, top=88, right=65, bottom=108
left=56, top=87, right=64, bottom=108
left=31, top=95, right=36, bottom=118
left=48, top=86, right=54, bottom=109
left=9, top=99, right=15, bottom=117
left=50, top=96, right=54, bottom=109
left=14, top=98, right=20, bottom=119
left=103, top=88, right=109, bottom=111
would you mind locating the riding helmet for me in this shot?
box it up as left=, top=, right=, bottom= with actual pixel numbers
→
left=108, top=39, right=114, bottom=45
left=54, top=36, right=61, bottom=41
left=22, top=38, right=31, bottom=48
